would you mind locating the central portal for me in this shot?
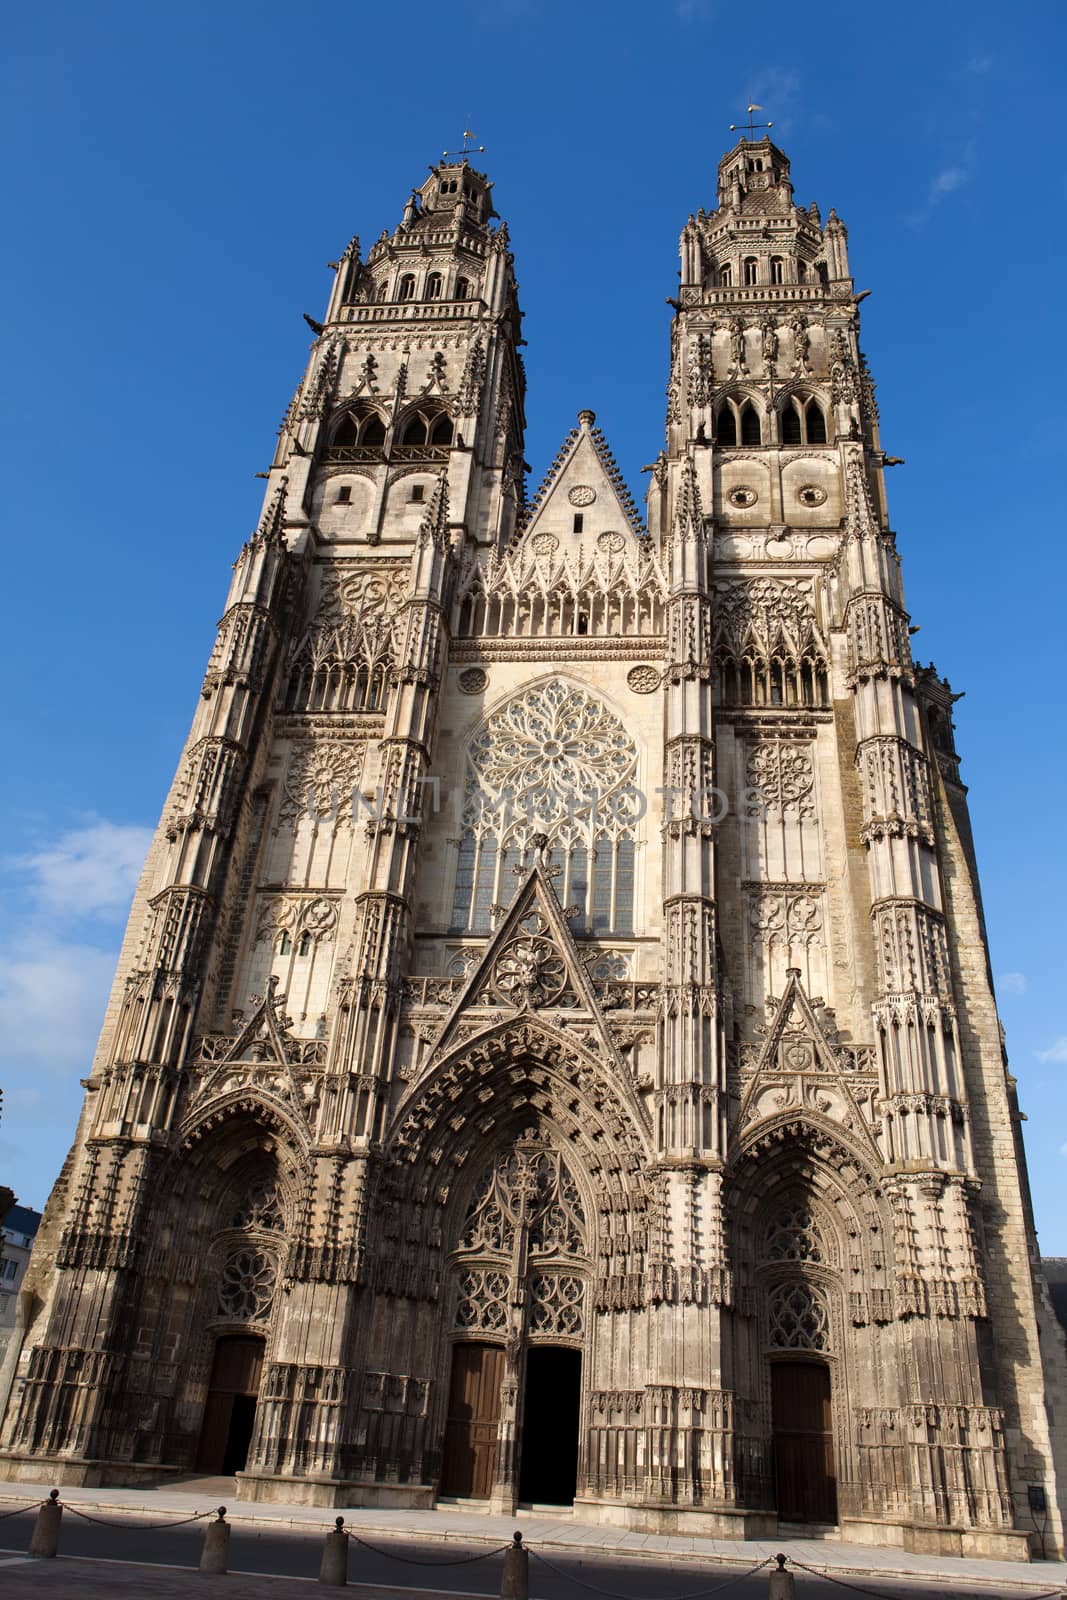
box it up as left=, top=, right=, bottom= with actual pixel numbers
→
left=519, top=1345, right=581, bottom=1505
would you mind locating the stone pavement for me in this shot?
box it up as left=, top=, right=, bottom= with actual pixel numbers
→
left=0, top=1478, right=1063, bottom=1595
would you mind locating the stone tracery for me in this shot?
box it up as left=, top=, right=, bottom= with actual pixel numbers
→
left=451, top=680, right=640, bottom=934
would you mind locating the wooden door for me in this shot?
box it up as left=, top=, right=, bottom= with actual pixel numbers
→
left=440, top=1342, right=504, bottom=1499
left=196, top=1336, right=265, bottom=1474
left=771, top=1360, right=837, bottom=1524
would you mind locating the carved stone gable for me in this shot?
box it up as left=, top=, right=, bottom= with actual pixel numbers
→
left=737, top=969, right=880, bottom=1150
left=426, top=857, right=626, bottom=1075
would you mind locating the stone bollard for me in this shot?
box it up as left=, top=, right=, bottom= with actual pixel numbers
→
left=200, top=1506, right=230, bottom=1574
left=28, top=1489, right=62, bottom=1558
left=319, top=1516, right=349, bottom=1586
left=501, top=1530, right=528, bottom=1600
left=767, top=1552, right=795, bottom=1599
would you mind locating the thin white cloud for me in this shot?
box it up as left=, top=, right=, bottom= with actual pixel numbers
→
left=9, top=819, right=152, bottom=922
left=998, top=972, right=1028, bottom=997
left=1036, top=1037, right=1067, bottom=1064
left=0, top=933, right=117, bottom=1077
left=929, top=166, right=968, bottom=200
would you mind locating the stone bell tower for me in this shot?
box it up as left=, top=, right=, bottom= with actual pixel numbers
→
left=645, top=133, right=1067, bottom=1558
left=1, top=136, right=1064, bottom=1564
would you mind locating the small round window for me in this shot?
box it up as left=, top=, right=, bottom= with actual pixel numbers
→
left=798, top=484, right=827, bottom=508
left=728, top=486, right=758, bottom=509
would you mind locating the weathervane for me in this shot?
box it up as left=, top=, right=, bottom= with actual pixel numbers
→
left=442, top=124, right=485, bottom=161
left=729, top=104, right=773, bottom=142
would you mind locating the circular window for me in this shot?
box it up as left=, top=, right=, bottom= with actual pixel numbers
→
left=218, top=1249, right=275, bottom=1321
left=597, top=531, right=626, bottom=556
left=531, top=532, right=559, bottom=556
left=728, top=486, right=758, bottom=508
left=798, top=484, right=827, bottom=508
left=458, top=667, right=488, bottom=695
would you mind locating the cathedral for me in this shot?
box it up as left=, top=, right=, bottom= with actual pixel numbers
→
left=2, top=135, right=1065, bottom=1562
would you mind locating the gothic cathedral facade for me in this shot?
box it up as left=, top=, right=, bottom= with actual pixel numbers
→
left=2, top=140, right=1064, bottom=1560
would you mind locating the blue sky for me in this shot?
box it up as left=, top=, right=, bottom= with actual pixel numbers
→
left=1, top=1, right=1065, bottom=1245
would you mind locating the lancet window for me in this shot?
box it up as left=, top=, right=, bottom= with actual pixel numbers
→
left=325, top=406, right=386, bottom=462
left=716, top=397, right=763, bottom=448
left=780, top=393, right=829, bottom=446
left=394, top=405, right=454, bottom=460
left=450, top=680, right=640, bottom=935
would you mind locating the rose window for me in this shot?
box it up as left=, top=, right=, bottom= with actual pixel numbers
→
left=491, top=934, right=567, bottom=1007
left=218, top=1249, right=276, bottom=1321
left=451, top=681, right=638, bottom=936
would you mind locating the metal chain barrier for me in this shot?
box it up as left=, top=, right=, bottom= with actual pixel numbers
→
left=60, top=1500, right=215, bottom=1531
left=787, top=1553, right=1066, bottom=1599
left=351, top=1530, right=511, bottom=1565
left=0, top=1500, right=46, bottom=1521
left=531, top=1548, right=774, bottom=1599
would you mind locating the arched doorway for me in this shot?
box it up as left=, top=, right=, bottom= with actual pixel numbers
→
left=771, top=1358, right=837, bottom=1524
left=196, top=1334, right=266, bottom=1474
left=440, top=1140, right=589, bottom=1507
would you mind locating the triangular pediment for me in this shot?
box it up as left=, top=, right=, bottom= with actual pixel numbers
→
left=426, top=858, right=625, bottom=1073
left=737, top=969, right=880, bottom=1150
left=516, top=410, right=645, bottom=559
left=186, top=977, right=314, bottom=1129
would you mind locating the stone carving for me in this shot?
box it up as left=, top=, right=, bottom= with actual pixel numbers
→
left=568, top=485, right=596, bottom=507
left=728, top=486, right=758, bottom=508
left=751, top=888, right=823, bottom=943
left=790, top=315, right=811, bottom=375
left=627, top=665, right=661, bottom=694
left=491, top=924, right=569, bottom=1008
left=686, top=334, right=714, bottom=408
left=256, top=894, right=338, bottom=946
left=746, top=741, right=816, bottom=818
left=457, top=667, right=488, bottom=694
left=530, top=1272, right=584, bottom=1336
left=728, top=316, right=748, bottom=374
left=455, top=1267, right=509, bottom=1331
left=766, top=1203, right=825, bottom=1264
left=459, top=1147, right=587, bottom=1260
left=218, top=1248, right=276, bottom=1321
left=453, top=538, right=665, bottom=643
left=230, top=1183, right=284, bottom=1232
left=768, top=1281, right=830, bottom=1351
left=281, top=742, right=365, bottom=823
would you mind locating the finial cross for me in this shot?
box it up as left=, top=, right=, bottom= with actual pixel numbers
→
left=442, top=123, right=485, bottom=161
left=729, top=104, right=773, bottom=142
